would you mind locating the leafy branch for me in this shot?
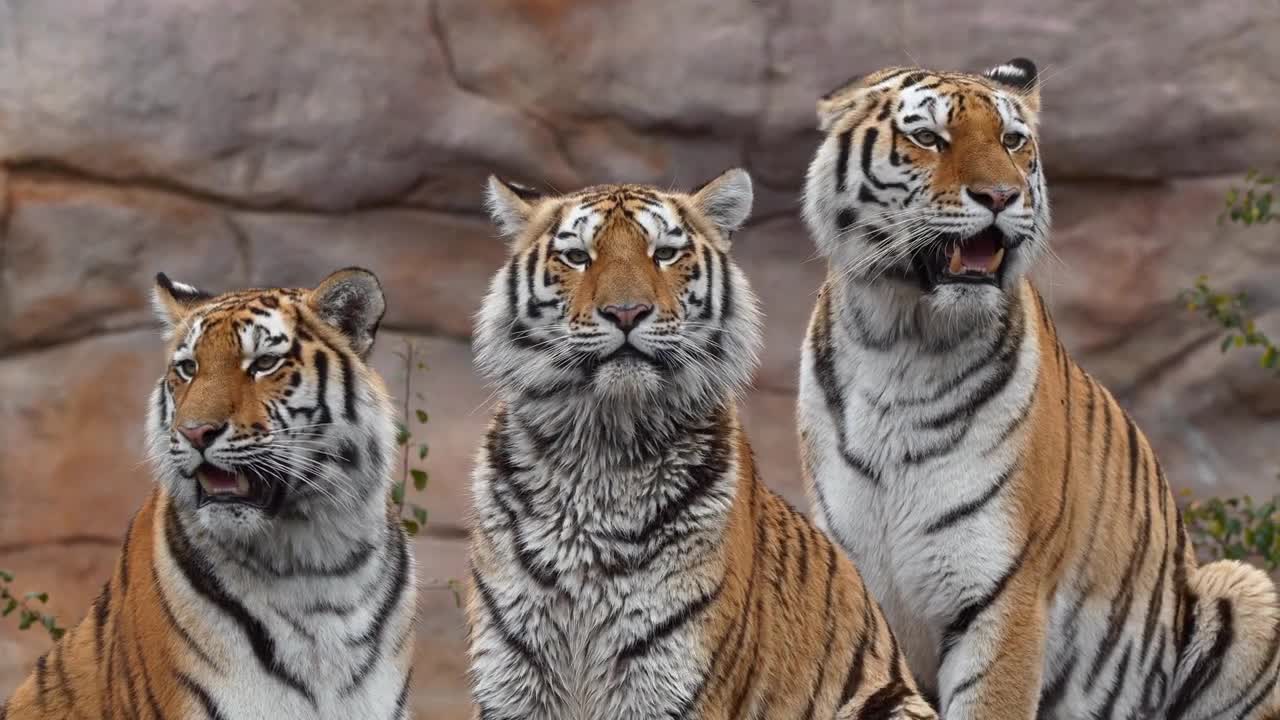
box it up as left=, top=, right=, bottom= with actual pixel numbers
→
left=392, top=339, right=433, bottom=537
left=1181, top=492, right=1280, bottom=571
left=1178, top=276, right=1278, bottom=373
left=1220, top=170, right=1276, bottom=226
left=0, top=570, right=65, bottom=640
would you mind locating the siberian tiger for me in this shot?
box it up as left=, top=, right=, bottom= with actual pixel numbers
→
left=1, top=269, right=417, bottom=720
left=797, top=57, right=1280, bottom=719
left=465, top=169, right=939, bottom=720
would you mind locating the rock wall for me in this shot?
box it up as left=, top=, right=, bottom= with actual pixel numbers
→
left=2, top=1, right=1278, bottom=716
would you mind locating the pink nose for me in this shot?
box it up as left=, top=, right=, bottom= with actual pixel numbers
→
left=599, top=303, right=653, bottom=332
left=178, top=423, right=225, bottom=450
left=965, top=185, right=1021, bottom=213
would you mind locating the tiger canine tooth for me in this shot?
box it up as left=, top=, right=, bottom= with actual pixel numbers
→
left=236, top=473, right=250, bottom=496
left=949, top=245, right=963, bottom=274
left=989, top=247, right=1005, bottom=272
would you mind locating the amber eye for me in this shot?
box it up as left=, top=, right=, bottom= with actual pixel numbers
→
left=910, top=129, right=942, bottom=148
left=250, top=354, right=284, bottom=375
left=174, top=359, right=197, bottom=381
left=1002, top=132, right=1027, bottom=151
left=562, top=249, right=591, bottom=267
left=653, top=247, right=680, bottom=263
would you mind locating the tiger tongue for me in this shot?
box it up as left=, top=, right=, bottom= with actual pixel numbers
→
left=949, top=232, right=1003, bottom=273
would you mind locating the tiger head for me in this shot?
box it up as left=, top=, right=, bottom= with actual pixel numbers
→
left=474, top=168, right=762, bottom=418
left=147, top=268, right=395, bottom=539
left=803, top=58, right=1049, bottom=326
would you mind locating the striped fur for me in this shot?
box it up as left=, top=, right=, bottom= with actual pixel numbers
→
left=466, top=170, right=937, bottom=719
left=2, top=269, right=416, bottom=720
left=798, top=59, right=1280, bottom=719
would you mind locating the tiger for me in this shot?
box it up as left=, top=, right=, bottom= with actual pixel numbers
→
left=1, top=268, right=417, bottom=720
left=796, top=57, right=1280, bottom=719
left=464, top=167, right=939, bottom=720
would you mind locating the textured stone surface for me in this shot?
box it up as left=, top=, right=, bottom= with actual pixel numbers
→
left=1, top=1, right=1277, bottom=214
left=3, top=2, right=1279, bottom=715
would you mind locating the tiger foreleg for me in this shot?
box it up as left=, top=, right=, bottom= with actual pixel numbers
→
left=935, top=577, right=1045, bottom=719
left=1162, top=560, right=1280, bottom=720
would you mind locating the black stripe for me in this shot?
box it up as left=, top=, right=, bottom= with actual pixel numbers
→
left=338, top=351, right=358, bottom=422
left=1167, top=598, right=1234, bottom=720
left=93, top=581, right=112, bottom=663
left=858, top=634, right=913, bottom=719
left=860, top=128, right=908, bottom=191
left=1039, top=651, right=1076, bottom=712
left=392, top=669, right=412, bottom=720
left=471, top=568, right=547, bottom=678
left=809, top=290, right=883, bottom=484
left=700, top=244, right=716, bottom=320
left=834, top=128, right=854, bottom=193
left=165, top=503, right=315, bottom=706
left=177, top=673, right=229, bottom=720
left=1086, top=421, right=1153, bottom=685
left=941, top=531, right=1035, bottom=660
left=343, top=528, right=411, bottom=695
left=924, top=466, right=1015, bottom=534
left=717, top=250, right=733, bottom=322
left=800, top=544, right=841, bottom=720
left=1094, top=641, right=1133, bottom=718
left=153, top=563, right=219, bottom=671
left=34, top=654, right=48, bottom=709
left=838, top=582, right=877, bottom=706
left=130, top=634, right=164, bottom=720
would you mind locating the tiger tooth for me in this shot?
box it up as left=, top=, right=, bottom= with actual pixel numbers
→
left=989, top=247, right=1005, bottom=272
left=236, top=473, right=250, bottom=496
left=949, top=245, right=963, bottom=274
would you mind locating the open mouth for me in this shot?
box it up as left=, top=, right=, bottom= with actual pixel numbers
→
left=913, top=226, right=1011, bottom=291
left=601, top=344, right=655, bottom=364
left=195, top=463, right=281, bottom=510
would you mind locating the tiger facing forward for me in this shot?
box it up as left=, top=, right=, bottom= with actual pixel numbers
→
left=1, top=269, right=417, bottom=720
left=797, top=58, right=1280, bottom=719
left=466, top=169, right=938, bottom=720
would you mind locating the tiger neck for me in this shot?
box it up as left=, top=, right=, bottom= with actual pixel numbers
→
left=168, top=469, right=394, bottom=580
left=507, top=386, right=730, bottom=470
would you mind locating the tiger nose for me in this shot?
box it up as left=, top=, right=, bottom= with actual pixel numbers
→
left=965, top=185, right=1021, bottom=213
left=178, top=422, right=227, bottom=450
left=598, top=303, right=653, bottom=332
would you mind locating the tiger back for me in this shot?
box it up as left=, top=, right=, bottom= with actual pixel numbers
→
left=797, top=58, right=1280, bottom=719
left=1, top=269, right=417, bottom=720
left=466, top=168, right=938, bottom=720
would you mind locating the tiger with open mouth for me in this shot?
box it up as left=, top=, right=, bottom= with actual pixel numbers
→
left=2, top=269, right=417, bottom=720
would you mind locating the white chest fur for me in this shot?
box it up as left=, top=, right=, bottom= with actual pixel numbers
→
left=469, top=428, right=735, bottom=720
left=798, top=288, right=1041, bottom=687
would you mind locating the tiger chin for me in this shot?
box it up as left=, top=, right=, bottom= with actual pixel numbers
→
left=464, top=168, right=938, bottom=720
left=1, top=269, right=417, bottom=720
left=798, top=58, right=1280, bottom=719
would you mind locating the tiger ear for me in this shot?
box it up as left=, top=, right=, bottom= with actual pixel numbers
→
left=307, top=267, right=386, bottom=359
left=983, top=57, right=1039, bottom=111
left=152, top=273, right=211, bottom=332
left=691, top=168, right=753, bottom=237
left=485, top=176, right=544, bottom=239
left=817, top=74, right=873, bottom=132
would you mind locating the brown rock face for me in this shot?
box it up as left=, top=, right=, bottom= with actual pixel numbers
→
left=2, top=3, right=1278, bottom=716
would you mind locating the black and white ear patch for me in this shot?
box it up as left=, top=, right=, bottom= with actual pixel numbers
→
left=983, top=57, right=1038, bottom=91
left=156, top=272, right=212, bottom=304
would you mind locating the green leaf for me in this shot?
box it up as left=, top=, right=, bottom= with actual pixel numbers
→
left=411, top=469, right=428, bottom=491
left=49, top=627, right=66, bottom=641
left=418, top=444, right=429, bottom=460
left=1221, top=336, right=1234, bottom=353
left=394, top=422, right=410, bottom=446
left=401, top=519, right=420, bottom=536
left=413, top=506, right=428, bottom=525
left=19, top=614, right=34, bottom=630
left=0, top=569, right=13, bottom=582
left=2, top=598, right=17, bottom=616
left=415, top=410, right=429, bottom=424
left=1261, top=346, right=1277, bottom=369
left=23, top=591, right=48, bottom=604
left=391, top=483, right=405, bottom=505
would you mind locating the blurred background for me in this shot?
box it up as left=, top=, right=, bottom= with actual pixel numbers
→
left=1, top=1, right=1277, bottom=716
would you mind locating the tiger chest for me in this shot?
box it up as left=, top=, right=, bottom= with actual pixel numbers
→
left=800, top=344, right=1035, bottom=688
